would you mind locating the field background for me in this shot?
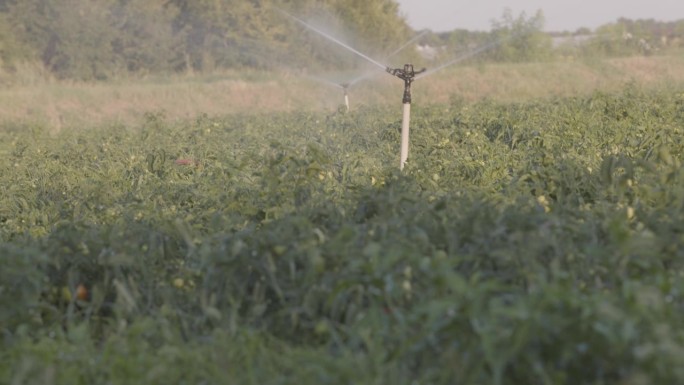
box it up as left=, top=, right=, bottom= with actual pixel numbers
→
left=3, top=60, right=684, bottom=383
left=2, top=55, right=684, bottom=129
left=3, top=1, right=684, bottom=384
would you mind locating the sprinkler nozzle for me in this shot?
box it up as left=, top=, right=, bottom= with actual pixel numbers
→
left=387, top=64, right=427, bottom=104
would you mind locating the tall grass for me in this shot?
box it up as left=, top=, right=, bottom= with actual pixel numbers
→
left=2, top=54, right=684, bottom=130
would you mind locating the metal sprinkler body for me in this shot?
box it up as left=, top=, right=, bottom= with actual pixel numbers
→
left=386, top=64, right=426, bottom=170
left=386, top=64, right=425, bottom=104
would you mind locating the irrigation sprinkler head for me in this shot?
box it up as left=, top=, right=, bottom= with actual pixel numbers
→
left=304, top=74, right=355, bottom=111
left=386, top=64, right=426, bottom=104
left=293, top=25, right=427, bottom=112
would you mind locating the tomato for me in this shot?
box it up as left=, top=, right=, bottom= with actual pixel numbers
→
left=76, top=284, right=89, bottom=301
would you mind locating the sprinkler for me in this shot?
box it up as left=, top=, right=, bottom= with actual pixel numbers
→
left=306, top=75, right=354, bottom=111
left=385, top=38, right=513, bottom=169
left=279, top=7, right=521, bottom=170
left=333, top=82, right=352, bottom=112
left=306, top=30, right=429, bottom=112
left=341, top=83, right=350, bottom=112
left=386, top=64, right=425, bottom=170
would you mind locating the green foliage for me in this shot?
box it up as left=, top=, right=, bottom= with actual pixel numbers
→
left=2, top=0, right=682, bottom=80
left=0, top=12, right=30, bottom=70
left=576, top=18, right=684, bottom=59
left=3, top=86, right=684, bottom=383
left=2, top=0, right=183, bottom=80
left=0, top=245, right=47, bottom=332
left=0, top=0, right=411, bottom=79
left=489, top=8, right=553, bottom=62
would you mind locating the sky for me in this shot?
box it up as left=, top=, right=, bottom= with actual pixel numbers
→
left=395, top=0, right=684, bottom=32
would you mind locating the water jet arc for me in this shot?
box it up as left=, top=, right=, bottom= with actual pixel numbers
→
left=278, top=8, right=388, bottom=71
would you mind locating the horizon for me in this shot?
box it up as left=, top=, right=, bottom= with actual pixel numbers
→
left=395, top=0, right=684, bottom=32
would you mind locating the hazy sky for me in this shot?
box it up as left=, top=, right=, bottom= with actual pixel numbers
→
left=395, top=0, right=684, bottom=32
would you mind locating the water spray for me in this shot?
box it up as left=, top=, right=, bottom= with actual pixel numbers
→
left=339, top=30, right=429, bottom=94
left=416, top=36, right=513, bottom=80
left=280, top=7, right=519, bottom=170
left=281, top=7, right=428, bottom=169
left=305, top=30, right=427, bottom=112
left=278, top=9, right=387, bottom=71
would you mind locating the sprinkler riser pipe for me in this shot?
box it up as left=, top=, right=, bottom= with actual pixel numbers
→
left=400, top=102, right=411, bottom=170
left=387, top=64, right=424, bottom=171
left=344, top=90, right=349, bottom=112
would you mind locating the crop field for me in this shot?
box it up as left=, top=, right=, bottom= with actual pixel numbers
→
left=2, top=81, right=684, bottom=384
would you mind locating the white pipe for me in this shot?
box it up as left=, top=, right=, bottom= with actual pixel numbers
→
left=400, top=103, right=411, bottom=170
left=344, top=93, right=349, bottom=112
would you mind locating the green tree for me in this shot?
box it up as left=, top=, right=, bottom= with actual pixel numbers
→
left=5, top=0, right=119, bottom=80
left=0, top=11, right=31, bottom=69
left=1, top=0, right=412, bottom=79
left=167, top=0, right=284, bottom=71
left=489, top=8, right=552, bottom=62
left=590, top=18, right=668, bottom=57
left=330, top=0, right=410, bottom=54
left=109, top=0, right=183, bottom=74
left=4, top=0, right=183, bottom=79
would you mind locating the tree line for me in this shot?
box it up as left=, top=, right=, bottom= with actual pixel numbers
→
left=0, top=0, right=682, bottom=82
left=0, top=0, right=410, bottom=80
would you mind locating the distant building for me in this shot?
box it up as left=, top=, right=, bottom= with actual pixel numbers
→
left=416, top=44, right=446, bottom=60
left=551, top=34, right=594, bottom=49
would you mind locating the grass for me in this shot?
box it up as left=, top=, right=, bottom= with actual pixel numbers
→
left=2, top=54, right=684, bottom=130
